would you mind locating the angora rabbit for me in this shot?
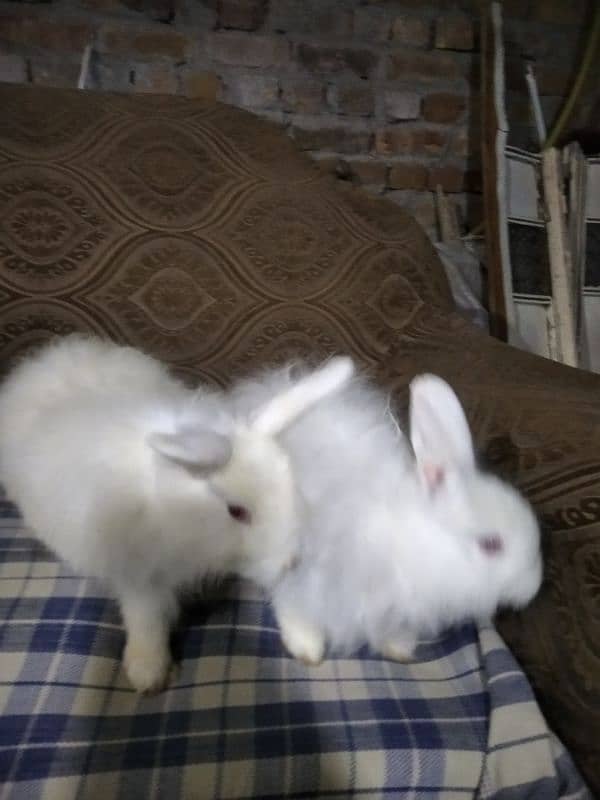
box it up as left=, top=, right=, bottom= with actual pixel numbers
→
left=231, top=366, right=542, bottom=665
left=0, top=335, right=353, bottom=690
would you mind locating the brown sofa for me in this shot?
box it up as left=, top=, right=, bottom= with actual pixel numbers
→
left=0, top=83, right=598, bottom=796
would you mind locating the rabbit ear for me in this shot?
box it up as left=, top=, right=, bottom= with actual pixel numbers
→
left=409, top=374, right=475, bottom=491
left=148, top=429, right=232, bottom=473
left=251, top=356, right=355, bottom=437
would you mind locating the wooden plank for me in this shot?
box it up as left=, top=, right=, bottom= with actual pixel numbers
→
left=524, top=63, right=546, bottom=147
left=565, top=142, right=588, bottom=366
left=78, top=43, right=92, bottom=90
left=541, top=147, right=578, bottom=366
left=480, top=1, right=515, bottom=341
left=513, top=290, right=600, bottom=375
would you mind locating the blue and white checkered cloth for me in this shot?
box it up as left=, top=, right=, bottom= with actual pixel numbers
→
left=0, top=491, right=591, bottom=799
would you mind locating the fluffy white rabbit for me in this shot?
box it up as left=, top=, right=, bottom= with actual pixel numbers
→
left=0, top=335, right=353, bottom=690
left=231, top=366, right=543, bottom=665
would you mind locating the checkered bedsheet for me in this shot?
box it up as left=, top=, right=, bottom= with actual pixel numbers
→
left=0, top=492, right=591, bottom=800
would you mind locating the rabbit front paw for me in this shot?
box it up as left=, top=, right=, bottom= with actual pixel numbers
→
left=380, top=632, right=417, bottom=662
left=124, top=637, right=172, bottom=694
left=277, top=610, right=326, bottom=666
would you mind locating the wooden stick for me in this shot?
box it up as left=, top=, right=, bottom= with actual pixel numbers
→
left=481, top=1, right=515, bottom=342
left=524, top=63, right=546, bottom=148
left=541, top=148, right=578, bottom=366
left=565, top=142, right=588, bottom=366
left=78, top=43, right=92, bottom=90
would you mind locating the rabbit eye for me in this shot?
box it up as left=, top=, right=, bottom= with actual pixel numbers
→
left=228, top=504, right=252, bottom=525
left=478, top=534, right=503, bottom=555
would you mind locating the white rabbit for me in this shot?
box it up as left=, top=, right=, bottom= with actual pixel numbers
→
left=0, top=335, right=354, bottom=691
left=231, top=366, right=543, bottom=665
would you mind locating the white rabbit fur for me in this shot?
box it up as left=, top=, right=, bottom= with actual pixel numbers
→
left=230, top=364, right=543, bottom=665
left=0, top=335, right=354, bottom=690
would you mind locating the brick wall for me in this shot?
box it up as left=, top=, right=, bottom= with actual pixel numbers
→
left=0, top=0, right=594, bottom=240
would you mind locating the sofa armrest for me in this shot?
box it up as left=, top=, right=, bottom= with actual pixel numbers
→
left=377, top=306, right=600, bottom=795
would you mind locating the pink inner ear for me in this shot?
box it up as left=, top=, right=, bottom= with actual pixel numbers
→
left=479, top=535, right=503, bottom=556
left=423, top=463, right=445, bottom=492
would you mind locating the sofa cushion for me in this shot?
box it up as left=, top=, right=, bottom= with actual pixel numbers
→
left=380, top=310, right=600, bottom=795
left=0, top=83, right=598, bottom=795
left=0, top=83, right=451, bottom=384
left=0, top=499, right=590, bottom=799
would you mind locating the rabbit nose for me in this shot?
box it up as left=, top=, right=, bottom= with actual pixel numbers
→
left=227, top=504, right=252, bottom=524
left=478, top=535, right=503, bottom=555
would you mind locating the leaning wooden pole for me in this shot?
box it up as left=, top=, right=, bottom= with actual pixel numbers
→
left=566, top=142, right=588, bottom=366
left=481, top=1, right=514, bottom=341
left=541, top=148, right=578, bottom=367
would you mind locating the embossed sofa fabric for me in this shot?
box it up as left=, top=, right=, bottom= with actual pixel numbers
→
left=0, top=84, right=598, bottom=795
left=0, top=83, right=452, bottom=384
left=381, top=315, right=600, bottom=796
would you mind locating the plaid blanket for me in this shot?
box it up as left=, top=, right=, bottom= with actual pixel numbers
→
left=0, top=493, right=591, bottom=800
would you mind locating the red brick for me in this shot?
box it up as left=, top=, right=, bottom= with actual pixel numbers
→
left=350, top=160, right=388, bottom=185
left=427, top=165, right=465, bottom=192
left=297, top=43, right=378, bottom=80
left=422, top=92, right=467, bottom=124
left=291, top=125, right=372, bottom=154
left=363, top=0, right=441, bottom=6
left=353, top=7, right=391, bottom=40
left=221, top=74, right=279, bottom=109
left=182, top=71, right=221, bottom=100
left=384, top=90, right=421, bottom=121
left=319, top=158, right=358, bottom=182
left=501, top=0, right=533, bottom=18
left=178, top=1, right=217, bottom=28
left=100, top=26, right=188, bottom=59
left=450, top=0, right=480, bottom=10
left=313, top=8, right=353, bottom=37
left=387, top=49, right=463, bottom=81
left=330, top=85, right=374, bottom=117
left=313, top=156, right=345, bottom=177
left=91, top=54, right=134, bottom=92
left=531, top=0, right=584, bottom=25
left=448, top=128, right=469, bottom=157
left=217, top=0, right=268, bottom=31
left=435, top=16, right=474, bottom=51
left=0, top=12, right=93, bottom=52
left=280, top=78, right=324, bottom=113
left=390, top=16, right=430, bottom=47
left=29, top=53, right=81, bottom=87
left=269, top=2, right=353, bottom=37
left=374, top=127, right=447, bottom=157
left=121, top=0, right=175, bottom=20
left=207, top=31, right=289, bottom=67
left=133, top=62, right=178, bottom=94
left=364, top=0, right=425, bottom=4
left=80, top=0, right=124, bottom=9
left=0, top=53, right=27, bottom=84
left=388, top=162, right=428, bottom=189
